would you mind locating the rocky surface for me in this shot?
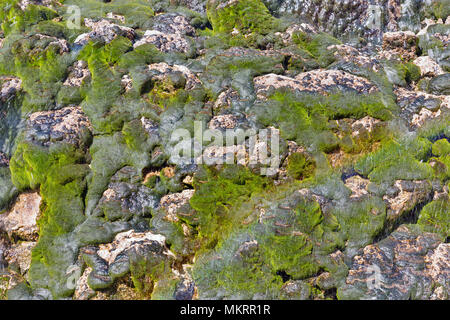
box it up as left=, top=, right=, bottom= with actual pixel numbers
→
left=0, top=0, right=448, bottom=301
left=0, top=192, right=41, bottom=241
left=339, top=225, right=449, bottom=300
left=24, top=107, right=92, bottom=148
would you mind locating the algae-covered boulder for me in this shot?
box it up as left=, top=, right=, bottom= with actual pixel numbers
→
left=0, top=0, right=449, bottom=301
left=338, top=225, right=448, bottom=300
left=207, top=0, right=277, bottom=35
left=428, top=73, right=450, bottom=95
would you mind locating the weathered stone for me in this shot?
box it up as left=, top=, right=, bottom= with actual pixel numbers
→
left=0, top=153, right=8, bottom=167
left=0, top=77, right=22, bottom=102
left=254, top=70, right=377, bottom=100
left=428, top=73, right=450, bottom=95
left=63, top=61, right=90, bottom=87
left=3, top=241, right=36, bottom=276
left=395, top=87, right=449, bottom=127
left=0, top=192, right=41, bottom=241
left=133, top=30, right=191, bottom=53
left=25, top=107, right=92, bottom=148
left=413, top=56, right=445, bottom=77
left=74, top=19, right=136, bottom=45
left=208, top=114, right=238, bottom=130
left=339, top=225, right=448, bottom=300
left=148, top=62, right=202, bottom=91
left=345, top=175, right=371, bottom=199
left=159, top=189, right=195, bottom=223
left=93, top=166, right=159, bottom=222
left=382, top=31, right=418, bottom=61
left=382, top=180, right=432, bottom=225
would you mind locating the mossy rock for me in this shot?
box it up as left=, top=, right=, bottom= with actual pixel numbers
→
left=417, top=197, right=450, bottom=238
left=206, top=0, right=278, bottom=35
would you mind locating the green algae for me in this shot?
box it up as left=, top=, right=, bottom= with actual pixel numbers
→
left=207, top=0, right=277, bottom=35
left=418, top=197, right=450, bottom=238
left=201, top=48, right=285, bottom=99
left=292, top=31, right=341, bottom=68
left=355, top=137, right=433, bottom=183
left=330, top=197, right=386, bottom=254
left=254, top=90, right=396, bottom=154
left=286, top=153, right=315, bottom=180
left=78, top=37, right=133, bottom=133
left=189, top=165, right=270, bottom=246
left=8, top=136, right=90, bottom=298
left=10, top=140, right=85, bottom=191
left=191, top=180, right=347, bottom=299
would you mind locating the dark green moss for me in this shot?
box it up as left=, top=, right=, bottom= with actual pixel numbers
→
left=254, top=90, right=396, bottom=155
left=417, top=198, right=449, bottom=238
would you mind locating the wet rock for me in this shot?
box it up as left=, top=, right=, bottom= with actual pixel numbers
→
left=0, top=153, right=8, bottom=167
left=24, top=106, right=92, bottom=148
left=32, top=34, right=69, bottom=54
left=382, top=31, right=418, bottom=61
left=280, top=23, right=318, bottom=44
left=79, top=230, right=176, bottom=294
left=263, top=0, right=422, bottom=43
left=413, top=56, right=445, bottom=77
left=382, top=180, right=433, bottom=226
left=121, top=74, right=133, bottom=92
left=0, top=77, right=22, bottom=102
left=0, top=192, right=41, bottom=241
left=3, top=241, right=36, bottom=276
left=93, top=166, right=159, bottom=223
left=331, top=44, right=382, bottom=72
left=280, top=280, right=311, bottom=300
left=177, top=0, right=207, bottom=13
left=106, top=12, right=126, bottom=23
left=133, top=30, right=191, bottom=54
left=0, top=76, right=24, bottom=161
left=212, top=88, right=240, bottom=113
left=151, top=13, right=195, bottom=36
left=428, top=73, right=450, bottom=95
left=148, top=62, right=202, bottom=91
left=351, top=116, right=382, bottom=136
left=73, top=267, right=96, bottom=300
left=394, top=87, right=448, bottom=126
left=254, top=70, right=378, bottom=100
left=63, top=61, right=90, bottom=87
left=159, top=189, right=195, bottom=223
left=74, top=19, right=136, bottom=45
left=208, top=114, right=238, bottom=130
left=18, top=0, right=54, bottom=10
left=345, top=175, right=371, bottom=199
left=339, top=225, right=448, bottom=300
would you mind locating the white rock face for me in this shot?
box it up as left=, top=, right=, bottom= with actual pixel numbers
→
left=413, top=56, right=444, bottom=77
left=0, top=192, right=41, bottom=241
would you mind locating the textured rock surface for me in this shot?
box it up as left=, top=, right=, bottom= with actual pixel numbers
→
left=24, top=107, right=92, bottom=148
left=339, top=225, right=448, bottom=300
left=0, top=0, right=448, bottom=301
